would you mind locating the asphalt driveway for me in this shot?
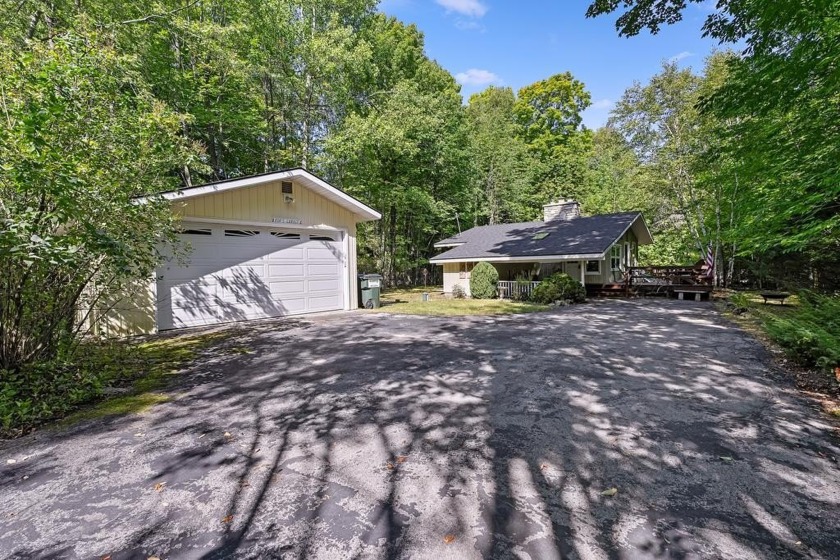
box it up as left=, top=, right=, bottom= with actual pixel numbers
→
left=1, top=300, right=839, bottom=559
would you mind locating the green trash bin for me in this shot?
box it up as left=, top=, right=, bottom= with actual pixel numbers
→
left=358, top=273, right=382, bottom=309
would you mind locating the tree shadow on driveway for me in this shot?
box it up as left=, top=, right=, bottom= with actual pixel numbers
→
left=1, top=300, right=839, bottom=559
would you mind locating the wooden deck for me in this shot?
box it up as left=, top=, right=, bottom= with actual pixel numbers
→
left=501, top=265, right=714, bottom=301
left=587, top=265, right=713, bottom=299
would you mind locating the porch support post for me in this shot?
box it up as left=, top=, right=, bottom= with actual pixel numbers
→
left=579, top=260, right=586, bottom=287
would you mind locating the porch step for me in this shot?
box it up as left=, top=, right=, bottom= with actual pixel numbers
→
left=587, top=284, right=635, bottom=298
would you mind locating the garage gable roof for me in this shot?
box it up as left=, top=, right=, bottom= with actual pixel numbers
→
left=430, top=212, right=651, bottom=263
left=137, top=168, right=381, bottom=222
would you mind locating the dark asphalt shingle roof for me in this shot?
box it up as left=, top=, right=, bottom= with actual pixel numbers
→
left=431, top=212, right=642, bottom=261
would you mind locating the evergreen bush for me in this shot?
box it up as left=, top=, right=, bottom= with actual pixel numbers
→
left=530, top=273, right=586, bottom=304
left=469, top=262, right=499, bottom=299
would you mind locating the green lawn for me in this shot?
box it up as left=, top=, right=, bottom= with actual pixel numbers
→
left=370, top=286, right=549, bottom=316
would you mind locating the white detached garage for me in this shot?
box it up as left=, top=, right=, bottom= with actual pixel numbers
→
left=103, top=168, right=380, bottom=335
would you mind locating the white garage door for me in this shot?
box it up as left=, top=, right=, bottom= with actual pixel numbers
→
left=156, top=223, right=345, bottom=330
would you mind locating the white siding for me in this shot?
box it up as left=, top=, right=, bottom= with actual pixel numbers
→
left=442, top=263, right=471, bottom=297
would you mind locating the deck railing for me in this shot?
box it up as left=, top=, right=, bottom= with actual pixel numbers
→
left=626, top=266, right=712, bottom=297
left=628, top=266, right=711, bottom=286
left=497, top=280, right=541, bottom=300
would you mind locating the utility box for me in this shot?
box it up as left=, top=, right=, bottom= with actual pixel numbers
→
left=358, top=274, right=382, bottom=309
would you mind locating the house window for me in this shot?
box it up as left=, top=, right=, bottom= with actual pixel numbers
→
left=310, top=234, right=336, bottom=241
left=610, top=245, right=622, bottom=271
left=179, top=228, right=212, bottom=236
left=459, top=262, right=474, bottom=279
left=585, top=260, right=601, bottom=274
left=224, top=229, right=260, bottom=237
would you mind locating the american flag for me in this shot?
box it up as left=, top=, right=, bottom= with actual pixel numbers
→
left=705, top=244, right=715, bottom=279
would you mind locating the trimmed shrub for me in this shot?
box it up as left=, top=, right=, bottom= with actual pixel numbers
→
left=452, top=284, right=467, bottom=299
left=470, top=261, right=499, bottom=299
left=530, top=273, right=586, bottom=305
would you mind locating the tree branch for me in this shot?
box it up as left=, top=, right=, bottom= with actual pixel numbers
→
left=120, top=0, right=201, bottom=25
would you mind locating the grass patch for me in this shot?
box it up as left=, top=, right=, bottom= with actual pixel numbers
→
left=373, top=286, right=549, bottom=316
left=64, top=332, right=227, bottom=424
left=3, top=331, right=227, bottom=437
left=64, top=393, right=170, bottom=423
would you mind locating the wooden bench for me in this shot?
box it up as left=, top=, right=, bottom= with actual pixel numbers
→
left=674, top=288, right=709, bottom=301
left=760, top=292, right=790, bottom=305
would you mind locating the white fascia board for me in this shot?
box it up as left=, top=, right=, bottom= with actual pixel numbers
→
left=634, top=214, right=654, bottom=245
left=619, top=213, right=652, bottom=245
left=137, top=169, right=381, bottom=222
left=430, top=253, right=606, bottom=265
left=605, top=213, right=653, bottom=248
left=433, top=242, right=466, bottom=248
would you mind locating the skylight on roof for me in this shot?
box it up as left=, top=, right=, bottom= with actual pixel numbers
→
left=533, top=232, right=551, bottom=240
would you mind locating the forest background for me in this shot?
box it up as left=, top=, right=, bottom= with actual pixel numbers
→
left=3, top=0, right=837, bottom=290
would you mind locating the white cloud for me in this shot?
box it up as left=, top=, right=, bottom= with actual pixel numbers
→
left=455, top=68, right=501, bottom=86
left=436, top=0, right=488, bottom=18
left=590, top=99, right=615, bottom=110
left=669, top=51, right=695, bottom=63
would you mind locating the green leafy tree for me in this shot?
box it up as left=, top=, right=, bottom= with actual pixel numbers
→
left=581, top=128, right=687, bottom=264
left=0, top=31, right=186, bottom=371
left=607, top=61, right=710, bottom=264
left=514, top=72, right=593, bottom=208
left=465, top=87, right=537, bottom=225
left=326, top=70, right=469, bottom=285
left=514, top=72, right=591, bottom=154
left=588, top=0, right=840, bottom=283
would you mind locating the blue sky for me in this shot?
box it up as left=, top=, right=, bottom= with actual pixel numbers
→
left=378, top=0, right=722, bottom=128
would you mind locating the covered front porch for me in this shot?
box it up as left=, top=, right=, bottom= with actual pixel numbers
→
left=493, top=260, right=591, bottom=300
left=442, top=258, right=612, bottom=299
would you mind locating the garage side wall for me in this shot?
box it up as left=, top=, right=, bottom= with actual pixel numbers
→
left=81, top=277, right=157, bottom=337
left=347, top=228, right=358, bottom=309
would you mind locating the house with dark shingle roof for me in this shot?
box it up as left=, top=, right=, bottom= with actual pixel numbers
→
left=430, top=200, right=652, bottom=296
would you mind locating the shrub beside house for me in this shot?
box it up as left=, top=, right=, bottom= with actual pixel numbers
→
left=470, top=261, right=499, bottom=299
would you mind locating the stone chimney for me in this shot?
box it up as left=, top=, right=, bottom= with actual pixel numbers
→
left=543, top=199, right=581, bottom=222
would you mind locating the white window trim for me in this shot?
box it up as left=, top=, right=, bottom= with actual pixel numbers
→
left=610, top=245, right=622, bottom=271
